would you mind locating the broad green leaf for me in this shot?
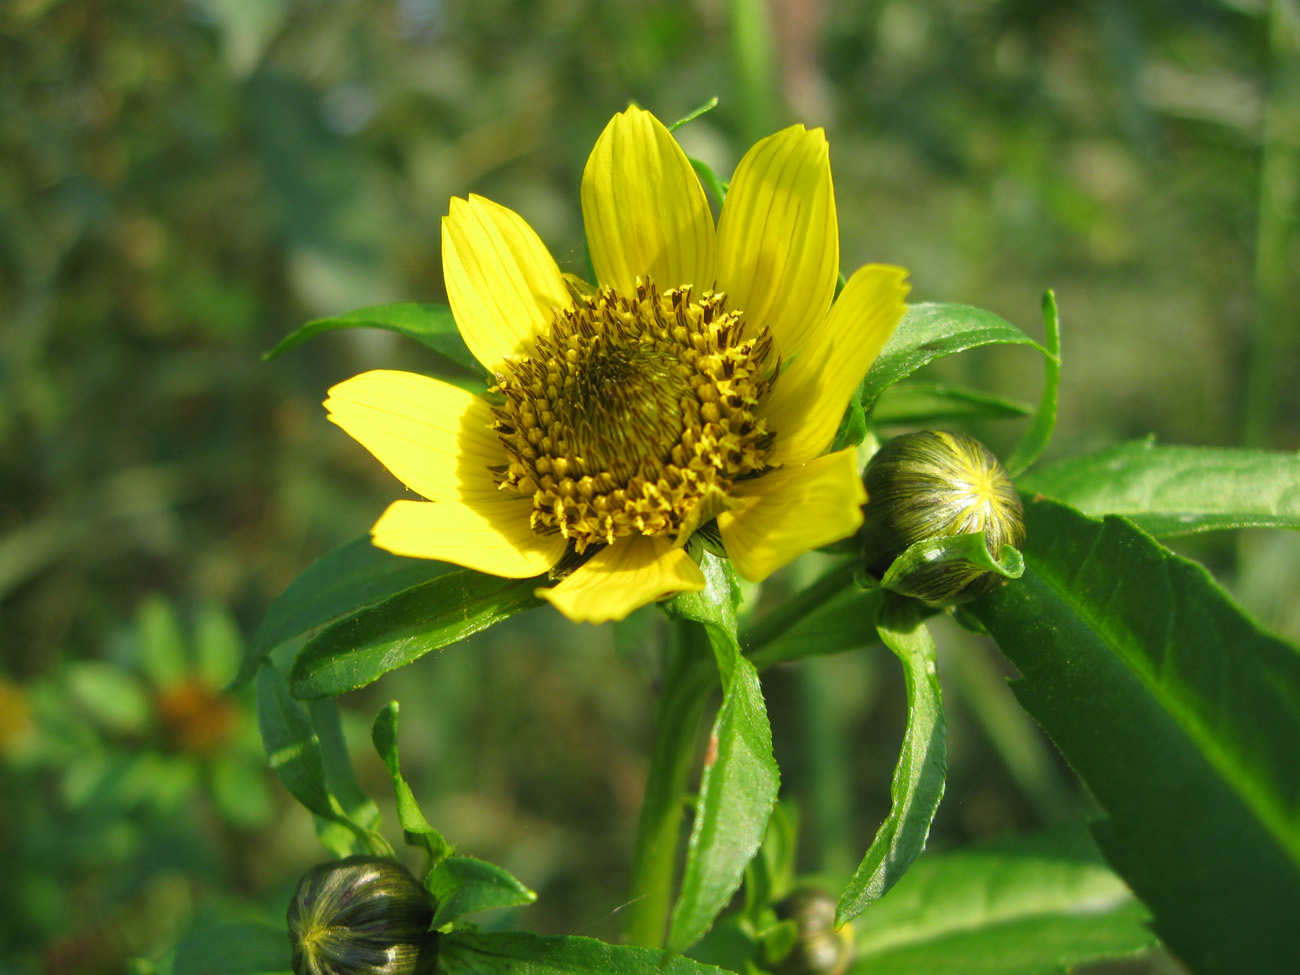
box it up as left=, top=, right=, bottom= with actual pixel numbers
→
left=428, top=856, right=538, bottom=927
left=859, top=303, right=1049, bottom=413
left=263, top=301, right=485, bottom=375
left=967, top=500, right=1300, bottom=974
left=872, top=381, right=1032, bottom=426
left=439, top=929, right=729, bottom=975
left=665, top=554, right=780, bottom=955
left=372, top=700, right=452, bottom=868
left=837, top=599, right=946, bottom=925
left=1019, top=439, right=1300, bottom=535
left=171, top=922, right=290, bottom=975
left=1005, top=290, right=1061, bottom=476
left=232, top=537, right=456, bottom=689
left=255, top=666, right=389, bottom=857
left=288, top=569, right=542, bottom=699
left=851, top=826, right=1156, bottom=974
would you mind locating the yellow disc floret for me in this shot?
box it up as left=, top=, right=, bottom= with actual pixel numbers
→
left=491, top=279, right=777, bottom=557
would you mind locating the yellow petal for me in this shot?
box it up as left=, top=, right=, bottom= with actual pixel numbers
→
left=442, top=195, right=572, bottom=373
left=762, top=265, right=910, bottom=465
left=325, top=369, right=504, bottom=503
left=719, top=449, right=866, bottom=582
left=715, top=125, right=838, bottom=358
left=372, top=499, right=564, bottom=578
left=581, top=106, right=716, bottom=295
left=539, top=535, right=705, bottom=623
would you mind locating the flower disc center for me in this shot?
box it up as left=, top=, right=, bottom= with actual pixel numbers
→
left=491, top=279, right=777, bottom=555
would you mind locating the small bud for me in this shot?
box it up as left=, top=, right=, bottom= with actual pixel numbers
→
left=860, top=430, right=1025, bottom=605
left=770, top=888, right=854, bottom=975
left=287, top=856, right=437, bottom=975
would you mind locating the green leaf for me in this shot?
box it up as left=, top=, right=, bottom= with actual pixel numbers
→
left=966, top=500, right=1300, bottom=974
left=837, top=598, right=947, bottom=925
left=263, top=301, right=485, bottom=375
left=232, top=537, right=457, bottom=689
left=859, top=303, right=1049, bottom=414
left=1005, top=290, right=1061, bottom=476
left=439, top=929, right=728, bottom=975
left=852, top=826, right=1156, bottom=974
left=372, top=700, right=452, bottom=868
left=1018, top=439, right=1300, bottom=535
left=288, top=569, right=542, bottom=699
left=830, top=395, right=868, bottom=452
left=689, top=157, right=728, bottom=206
left=744, top=583, right=884, bottom=671
left=428, top=856, right=538, bottom=927
left=665, top=554, right=780, bottom=955
left=170, top=923, right=290, bottom=975
left=309, top=698, right=381, bottom=831
left=669, top=97, right=719, bottom=131
left=255, top=665, right=389, bottom=857
left=872, top=381, right=1033, bottom=426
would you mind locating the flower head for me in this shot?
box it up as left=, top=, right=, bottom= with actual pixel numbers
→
left=326, top=107, right=909, bottom=623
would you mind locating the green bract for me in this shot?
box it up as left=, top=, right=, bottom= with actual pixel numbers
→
left=860, top=430, right=1025, bottom=605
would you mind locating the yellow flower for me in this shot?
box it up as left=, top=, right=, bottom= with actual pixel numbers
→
left=325, top=107, right=909, bottom=624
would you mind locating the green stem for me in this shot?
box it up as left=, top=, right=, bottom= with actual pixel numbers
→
left=625, top=621, right=714, bottom=947
left=743, top=559, right=863, bottom=671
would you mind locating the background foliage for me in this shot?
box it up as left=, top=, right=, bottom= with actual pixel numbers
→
left=2, top=0, right=1297, bottom=972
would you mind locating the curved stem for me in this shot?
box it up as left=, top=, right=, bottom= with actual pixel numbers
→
left=625, top=620, right=714, bottom=948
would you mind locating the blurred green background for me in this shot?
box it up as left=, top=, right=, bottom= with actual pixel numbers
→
left=2, top=0, right=1297, bottom=972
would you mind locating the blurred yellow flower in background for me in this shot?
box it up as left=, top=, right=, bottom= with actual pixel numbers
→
left=326, top=106, right=908, bottom=623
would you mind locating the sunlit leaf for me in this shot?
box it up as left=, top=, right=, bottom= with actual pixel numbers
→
left=1019, top=439, right=1300, bottom=535
left=264, top=301, right=484, bottom=376
left=859, top=303, right=1049, bottom=413
left=429, top=856, right=538, bottom=927
left=852, top=826, right=1156, bottom=974
left=372, top=700, right=452, bottom=868
left=289, top=569, right=542, bottom=699
left=968, top=500, right=1300, bottom=974
left=439, top=929, right=729, bottom=975
left=837, top=598, right=946, bottom=924
left=872, top=381, right=1032, bottom=426
left=233, top=537, right=456, bottom=689
left=665, top=554, right=780, bottom=955
left=1005, top=290, right=1061, bottom=476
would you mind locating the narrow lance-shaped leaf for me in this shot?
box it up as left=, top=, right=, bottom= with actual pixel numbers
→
left=859, top=303, right=1050, bottom=414
left=372, top=701, right=452, bottom=869
left=1018, top=438, right=1300, bottom=535
left=289, top=568, right=542, bottom=700
left=872, top=381, right=1032, bottom=426
left=665, top=554, right=780, bottom=955
left=233, top=537, right=456, bottom=689
left=852, top=826, right=1156, bottom=975
left=255, top=666, right=391, bottom=858
left=1005, top=289, right=1061, bottom=477
left=310, top=698, right=383, bottom=850
left=439, top=929, right=731, bottom=975
left=967, top=500, right=1300, bottom=975
left=264, top=301, right=486, bottom=377
left=837, top=597, right=947, bottom=925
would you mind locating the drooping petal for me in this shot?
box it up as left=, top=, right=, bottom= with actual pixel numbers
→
left=715, top=125, right=838, bottom=358
left=442, top=195, right=572, bottom=373
left=539, top=535, right=706, bottom=623
left=325, top=369, right=504, bottom=503
left=761, top=265, right=910, bottom=465
left=372, top=499, right=564, bottom=578
left=718, top=449, right=866, bottom=582
left=581, top=106, right=715, bottom=296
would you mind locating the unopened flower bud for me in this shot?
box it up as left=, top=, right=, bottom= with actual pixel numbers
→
left=770, top=888, right=854, bottom=975
left=859, top=430, right=1025, bottom=605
